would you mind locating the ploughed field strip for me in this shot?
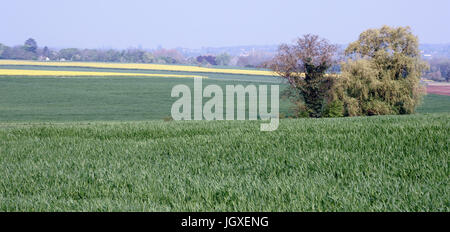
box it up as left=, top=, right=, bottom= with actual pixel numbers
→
left=427, top=84, right=450, bottom=96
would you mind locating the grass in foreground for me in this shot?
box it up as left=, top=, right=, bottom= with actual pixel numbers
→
left=0, top=114, right=448, bottom=211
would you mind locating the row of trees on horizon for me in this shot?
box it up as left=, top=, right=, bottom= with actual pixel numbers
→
left=0, top=36, right=448, bottom=82
left=0, top=39, right=273, bottom=68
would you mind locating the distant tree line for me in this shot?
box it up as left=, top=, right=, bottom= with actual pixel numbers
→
left=0, top=38, right=273, bottom=68
left=424, top=58, right=450, bottom=82
left=0, top=39, right=189, bottom=64
left=2, top=36, right=443, bottom=78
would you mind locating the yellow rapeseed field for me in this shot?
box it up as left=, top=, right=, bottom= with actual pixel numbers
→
left=0, top=60, right=277, bottom=76
left=0, top=69, right=207, bottom=78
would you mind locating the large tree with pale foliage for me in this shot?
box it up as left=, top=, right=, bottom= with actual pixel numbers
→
left=340, top=26, right=428, bottom=116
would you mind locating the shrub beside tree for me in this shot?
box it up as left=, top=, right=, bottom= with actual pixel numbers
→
left=267, top=34, right=339, bottom=118
left=216, top=53, right=231, bottom=66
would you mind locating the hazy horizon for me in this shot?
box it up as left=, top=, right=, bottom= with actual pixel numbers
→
left=1, top=0, right=449, bottom=49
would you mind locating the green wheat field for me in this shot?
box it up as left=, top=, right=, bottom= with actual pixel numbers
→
left=0, top=64, right=449, bottom=211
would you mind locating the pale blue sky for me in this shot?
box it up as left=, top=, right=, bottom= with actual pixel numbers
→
left=1, top=0, right=449, bottom=49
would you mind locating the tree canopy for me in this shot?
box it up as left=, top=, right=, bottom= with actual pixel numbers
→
left=341, top=26, right=427, bottom=115
left=267, top=26, right=428, bottom=118
left=267, top=34, right=338, bottom=117
left=24, top=38, right=37, bottom=53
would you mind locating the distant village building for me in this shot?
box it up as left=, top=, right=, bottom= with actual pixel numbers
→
left=38, top=56, right=50, bottom=61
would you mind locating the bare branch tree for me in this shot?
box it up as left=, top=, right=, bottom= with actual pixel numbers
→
left=266, top=34, right=338, bottom=117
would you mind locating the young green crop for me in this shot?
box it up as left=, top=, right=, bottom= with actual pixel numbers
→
left=0, top=65, right=448, bottom=212
left=0, top=114, right=448, bottom=211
